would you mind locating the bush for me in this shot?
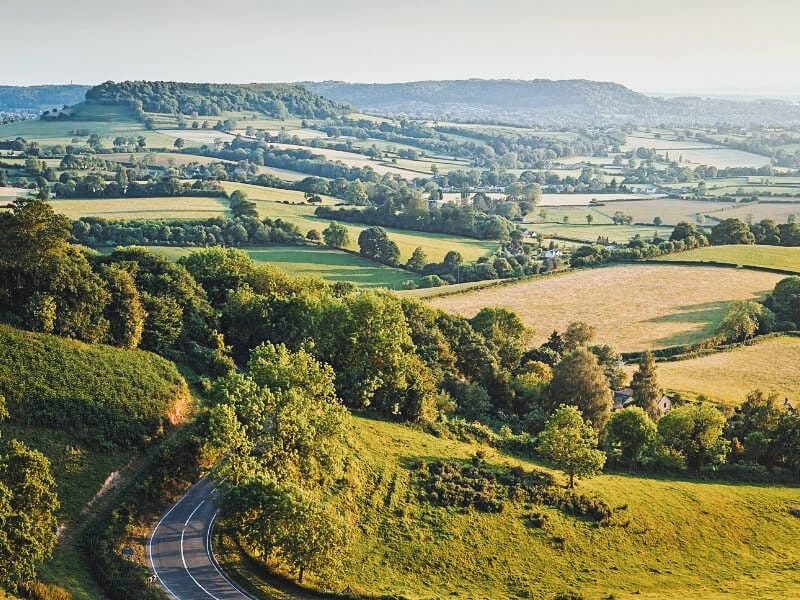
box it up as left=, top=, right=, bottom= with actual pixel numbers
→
left=17, top=582, right=71, bottom=600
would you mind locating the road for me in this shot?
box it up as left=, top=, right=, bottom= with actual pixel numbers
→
left=148, top=477, right=255, bottom=599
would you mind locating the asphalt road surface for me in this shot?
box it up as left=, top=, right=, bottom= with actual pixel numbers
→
left=148, top=477, right=255, bottom=599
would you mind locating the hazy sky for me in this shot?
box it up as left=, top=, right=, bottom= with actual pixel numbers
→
left=2, top=0, right=799, bottom=95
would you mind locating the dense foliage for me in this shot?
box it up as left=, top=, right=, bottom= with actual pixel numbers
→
left=0, top=324, right=187, bottom=447
left=85, top=81, right=346, bottom=119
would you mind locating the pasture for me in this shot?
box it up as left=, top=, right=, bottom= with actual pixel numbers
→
left=224, top=182, right=498, bottom=262
left=148, top=245, right=418, bottom=289
left=48, top=196, right=230, bottom=219
left=638, top=335, right=800, bottom=406
left=428, top=264, right=784, bottom=352
left=526, top=222, right=672, bottom=243
left=223, top=414, right=800, bottom=600
left=538, top=192, right=654, bottom=206
left=622, top=132, right=771, bottom=168
left=657, top=244, right=800, bottom=272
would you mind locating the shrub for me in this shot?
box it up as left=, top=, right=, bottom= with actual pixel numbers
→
left=17, top=582, right=71, bottom=600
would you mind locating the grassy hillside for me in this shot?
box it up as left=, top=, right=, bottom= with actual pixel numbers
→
left=0, top=324, right=188, bottom=446
left=225, top=415, right=800, bottom=599
left=657, top=244, right=800, bottom=273
left=626, top=335, right=800, bottom=407
left=428, top=264, right=784, bottom=353
left=144, top=245, right=420, bottom=289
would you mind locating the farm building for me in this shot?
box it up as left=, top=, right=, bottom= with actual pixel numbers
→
left=612, top=388, right=672, bottom=415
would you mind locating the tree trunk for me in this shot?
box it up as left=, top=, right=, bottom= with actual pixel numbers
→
left=298, top=565, right=304, bottom=583
left=569, top=472, right=574, bottom=488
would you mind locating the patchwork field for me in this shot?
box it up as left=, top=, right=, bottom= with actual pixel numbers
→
left=147, top=245, right=418, bottom=289
left=622, top=134, right=770, bottom=168
left=593, top=198, right=734, bottom=225
left=634, top=336, right=800, bottom=406
left=428, top=264, right=784, bottom=352
left=223, top=182, right=498, bottom=262
left=538, top=193, right=654, bottom=206
left=657, top=245, right=800, bottom=273
left=224, top=414, right=800, bottom=600
left=49, top=196, right=230, bottom=219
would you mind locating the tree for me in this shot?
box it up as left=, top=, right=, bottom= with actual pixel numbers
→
left=470, top=307, right=531, bottom=371
left=357, top=226, right=400, bottom=266
left=653, top=216, right=663, bottom=226
left=101, top=264, right=145, bottom=349
left=221, top=476, right=346, bottom=583
left=209, top=343, right=350, bottom=483
left=344, top=179, right=368, bottom=205
left=305, top=229, right=321, bottom=242
left=658, top=403, right=729, bottom=469
left=0, top=438, right=60, bottom=585
left=585, top=214, right=593, bottom=225
left=406, top=247, right=428, bottom=272
left=173, top=138, right=185, bottom=149
left=766, top=276, right=800, bottom=326
left=710, top=218, right=755, bottom=245
left=725, top=389, right=784, bottom=465
left=322, top=222, right=349, bottom=248
left=716, top=300, right=774, bottom=342
left=590, top=344, right=626, bottom=389
left=563, top=321, right=596, bottom=351
left=606, top=407, right=657, bottom=469
left=548, top=348, right=612, bottom=429
left=630, top=351, right=662, bottom=420
left=538, top=405, right=606, bottom=488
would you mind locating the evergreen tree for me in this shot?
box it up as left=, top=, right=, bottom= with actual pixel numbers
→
left=631, top=351, right=661, bottom=420
left=548, top=348, right=612, bottom=429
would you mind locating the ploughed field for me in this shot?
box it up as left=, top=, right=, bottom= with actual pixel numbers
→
left=427, top=264, right=784, bottom=353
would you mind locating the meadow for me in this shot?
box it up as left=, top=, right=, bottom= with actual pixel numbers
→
left=428, top=264, right=784, bottom=352
left=635, top=335, right=800, bottom=406
left=146, top=245, right=419, bottom=289
left=622, top=133, right=770, bottom=168
left=525, top=222, right=673, bottom=243
left=223, top=182, right=498, bottom=262
left=48, top=196, right=230, bottom=219
left=657, top=244, right=800, bottom=272
left=223, top=414, right=800, bottom=600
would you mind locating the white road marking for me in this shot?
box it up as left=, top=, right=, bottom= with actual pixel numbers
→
left=147, top=491, right=187, bottom=600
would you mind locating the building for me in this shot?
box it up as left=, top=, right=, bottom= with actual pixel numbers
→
left=612, top=388, right=672, bottom=415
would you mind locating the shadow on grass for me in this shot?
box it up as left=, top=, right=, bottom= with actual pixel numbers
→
left=646, top=299, right=729, bottom=347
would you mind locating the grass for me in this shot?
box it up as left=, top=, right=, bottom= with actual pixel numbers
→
left=48, top=196, right=230, bottom=219
left=427, top=264, right=785, bottom=353
left=657, top=245, right=800, bottom=273
left=226, top=414, right=800, bottom=600
left=2, top=423, right=131, bottom=600
left=145, top=245, right=419, bottom=289
left=525, top=222, right=673, bottom=243
left=222, top=182, right=497, bottom=262
left=631, top=335, right=800, bottom=407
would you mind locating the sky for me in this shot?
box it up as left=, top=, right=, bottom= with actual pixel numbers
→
left=2, top=0, right=799, bottom=97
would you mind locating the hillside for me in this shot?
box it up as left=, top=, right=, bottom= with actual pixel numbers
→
left=224, top=415, right=800, bottom=600
left=0, top=84, right=91, bottom=114
left=85, top=80, right=348, bottom=119
left=0, top=323, right=189, bottom=447
left=303, top=79, right=800, bottom=126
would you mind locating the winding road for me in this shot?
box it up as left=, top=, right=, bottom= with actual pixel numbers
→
left=148, top=477, right=255, bottom=599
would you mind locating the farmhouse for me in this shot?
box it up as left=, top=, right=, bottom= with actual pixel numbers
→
left=612, top=388, right=672, bottom=414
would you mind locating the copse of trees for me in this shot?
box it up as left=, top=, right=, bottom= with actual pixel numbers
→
left=709, top=217, right=800, bottom=247
left=72, top=214, right=305, bottom=248
left=53, top=172, right=223, bottom=199
left=86, top=80, right=346, bottom=119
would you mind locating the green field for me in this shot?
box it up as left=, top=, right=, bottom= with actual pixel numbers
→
left=428, top=264, right=784, bottom=353
left=222, top=182, right=498, bottom=262
left=226, top=414, right=800, bottom=600
left=0, top=103, right=175, bottom=148
left=525, top=222, right=673, bottom=243
left=146, top=245, right=419, bottom=289
left=633, top=335, right=800, bottom=406
left=657, top=244, right=800, bottom=272
left=49, top=196, right=230, bottom=219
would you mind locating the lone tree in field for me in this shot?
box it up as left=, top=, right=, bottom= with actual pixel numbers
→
left=322, top=222, right=349, bottom=248
left=548, top=347, right=612, bottom=429
left=631, top=351, right=662, bottom=420
left=538, top=404, right=606, bottom=488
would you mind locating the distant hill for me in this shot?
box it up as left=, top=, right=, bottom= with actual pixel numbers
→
left=0, top=84, right=91, bottom=114
left=86, top=80, right=349, bottom=119
left=303, top=79, right=800, bottom=126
